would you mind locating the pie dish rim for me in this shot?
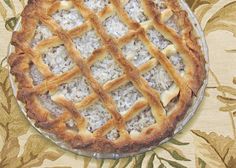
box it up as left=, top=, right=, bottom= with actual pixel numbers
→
left=8, top=0, right=209, bottom=159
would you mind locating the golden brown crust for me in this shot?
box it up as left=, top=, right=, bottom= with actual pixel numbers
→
left=9, top=0, right=206, bottom=153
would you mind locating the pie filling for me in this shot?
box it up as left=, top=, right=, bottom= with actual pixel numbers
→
left=57, top=76, right=92, bottom=102
left=80, top=102, right=112, bottom=132
left=122, top=39, right=152, bottom=67
left=124, top=0, right=148, bottom=23
left=91, top=54, right=123, bottom=84
left=84, top=0, right=110, bottom=13
left=52, top=8, right=84, bottom=30
left=126, top=107, right=156, bottom=133
left=111, top=82, right=142, bottom=113
left=73, top=30, right=101, bottom=59
left=25, top=0, right=194, bottom=142
left=31, top=22, right=53, bottom=47
left=103, top=15, right=128, bottom=38
left=43, top=45, right=75, bottom=74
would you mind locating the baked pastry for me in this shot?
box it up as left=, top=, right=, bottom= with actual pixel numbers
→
left=9, top=0, right=206, bottom=153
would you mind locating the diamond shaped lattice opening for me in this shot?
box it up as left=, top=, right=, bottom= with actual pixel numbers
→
left=103, top=15, right=128, bottom=38
left=43, top=44, right=75, bottom=75
left=73, top=30, right=101, bottom=59
left=122, top=39, right=153, bottom=67
left=31, top=22, right=53, bottom=47
left=126, top=107, right=156, bottom=134
left=84, top=0, right=110, bottom=13
left=56, top=76, right=92, bottom=103
left=124, top=0, right=148, bottom=23
left=52, top=8, right=84, bottom=30
left=111, top=82, right=142, bottom=114
left=91, top=54, right=123, bottom=84
left=80, top=102, right=112, bottom=133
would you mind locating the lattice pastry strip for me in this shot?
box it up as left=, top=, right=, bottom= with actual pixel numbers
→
left=36, top=0, right=164, bottom=138
left=34, top=39, right=178, bottom=112
left=37, top=6, right=131, bottom=137
left=32, top=7, right=171, bottom=116
left=143, top=0, right=205, bottom=94
left=74, top=1, right=166, bottom=125
left=38, top=2, right=169, bottom=60
left=11, top=0, right=123, bottom=138
left=9, top=0, right=206, bottom=153
left=30, top=1, right=174, bottom=95
left=109, top=1, right=181, bottom=90
left=110, top=0, right=186, bottom=87
left=29, top=0, right=153, bottom=133
left=20, top=0, right=177, bottom=134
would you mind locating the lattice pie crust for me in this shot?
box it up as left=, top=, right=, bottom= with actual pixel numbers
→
left=9, top=0, right=206, bottom=153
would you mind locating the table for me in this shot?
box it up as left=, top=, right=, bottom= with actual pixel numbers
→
left=0, top=0, right=236, bottom=167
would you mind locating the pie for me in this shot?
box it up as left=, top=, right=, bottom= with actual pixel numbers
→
left=9, top=0, right=206, bottom=154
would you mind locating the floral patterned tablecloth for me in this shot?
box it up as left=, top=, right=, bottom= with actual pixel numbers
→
left=0, top=0, right=236, bottom=167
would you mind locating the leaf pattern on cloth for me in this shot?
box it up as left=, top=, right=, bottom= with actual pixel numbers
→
left=188, top=0, right=236, bottom=54
left=0, top=2, right=7, bottom=21
left=147, top=140, right=190, bottom=168
left=117, top=157, right=132, bottom=168
left=217, top=79, right=236, bottom=117
left=159, top=145, right=190, bottom=161
left=0, top=137, right=20, bottom=167
left=204, top=1, right=236, bottom=37
left=0, top=67, right=29, bottom=140
left=186, top=0, right=220, bottom=23
left=228, top=157, right=236, bottom=168
left=3, top=0, right=14, bottom=11
left=0, top=0, right=24, bottom=31
left=5, top=16, right=20, bottom=31
left=19, top=134, right=63, bottom=168
left=192, top=130, right=236, bottom=168
left=195, top=157, right=208, bottom=168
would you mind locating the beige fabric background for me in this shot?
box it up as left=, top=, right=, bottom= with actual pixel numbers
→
left=0, top=0, right=236, bottom=167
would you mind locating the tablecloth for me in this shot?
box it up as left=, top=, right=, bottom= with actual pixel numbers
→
left=0, top=0, right=236, bottom=167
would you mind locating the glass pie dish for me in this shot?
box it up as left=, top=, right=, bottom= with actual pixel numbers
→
left=8, top=0, right=209, bottom=159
